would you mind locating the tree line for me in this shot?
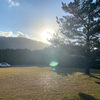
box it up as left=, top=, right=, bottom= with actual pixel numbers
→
left=0, top=44, right=100, bottom=69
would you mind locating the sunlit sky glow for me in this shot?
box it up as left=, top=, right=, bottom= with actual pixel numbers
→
left=0, top=0, right=73, bottom=43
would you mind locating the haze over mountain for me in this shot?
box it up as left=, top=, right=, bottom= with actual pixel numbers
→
left=0, top=37, right=48, bottom=50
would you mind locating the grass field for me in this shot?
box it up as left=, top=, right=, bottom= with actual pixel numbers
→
left=0, top=67, right=100, bottom=100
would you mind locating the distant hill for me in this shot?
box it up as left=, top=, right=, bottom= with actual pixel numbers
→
left=0, top=37, right=48, bottom=50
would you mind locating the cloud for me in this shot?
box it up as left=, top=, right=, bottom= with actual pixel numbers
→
left=8, top=0, right=12, bottom=2
left=8, top=0, right=20, bottom=7
left=16, top=31, right=30, bottom=38
left=16, top=32, right=40, bottom=41
left=0, top=31, right=39, bottom=41
left=0, top=31, right=14, bottom=37
left=0, top=31, right=28, bottom=38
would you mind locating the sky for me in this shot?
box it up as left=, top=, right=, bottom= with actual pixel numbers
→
left=0, top=0, right=73, bottom=43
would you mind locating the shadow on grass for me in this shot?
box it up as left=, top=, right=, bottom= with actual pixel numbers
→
left=78, top=92, right=97, bottom=100
left=90, top=74, right=100, bottom=80
left=55, top=67, right=84, bottom=75
left=95, top=81, right=100, bottom=85
left=61, top=92, right=97, bottom=100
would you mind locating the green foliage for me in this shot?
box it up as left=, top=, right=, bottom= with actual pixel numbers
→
left=50, top=0, right=100, bottom=74
left=54, top=0, right=100, bottom=48
left=0, top=44, right=99, bottom=69
left=0, top=46, right=90, bottom=68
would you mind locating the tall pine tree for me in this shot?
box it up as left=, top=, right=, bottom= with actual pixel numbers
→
left=51, top=0, right=100, bottom=74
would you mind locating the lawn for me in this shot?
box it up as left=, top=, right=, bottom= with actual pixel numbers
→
left=0, top=67, right=100, bottom=100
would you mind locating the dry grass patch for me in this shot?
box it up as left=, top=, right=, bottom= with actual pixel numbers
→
left=0, top=67, right=100, bottom=100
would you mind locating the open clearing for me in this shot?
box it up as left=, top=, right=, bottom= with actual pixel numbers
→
left=0, top=67, right=100, bottom=100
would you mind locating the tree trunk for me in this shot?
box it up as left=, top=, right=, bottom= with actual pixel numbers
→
left=85, top=5, right=91, bottom=75
left=85, top=53, right=90, bottom=75
left=85, top=32, right=90, bottom=75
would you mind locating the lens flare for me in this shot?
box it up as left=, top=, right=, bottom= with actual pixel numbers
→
left=49, top=61, right=58, bottom=67
left=52, top=67, right=55, bottom=71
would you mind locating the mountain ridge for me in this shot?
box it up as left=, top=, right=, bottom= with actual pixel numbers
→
left=0, top=37, right=48, bottom=50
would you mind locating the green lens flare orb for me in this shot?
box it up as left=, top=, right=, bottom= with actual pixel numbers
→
left=49, top=61, right=58, bottom=67
left=53, top=67, right=55, bottom=71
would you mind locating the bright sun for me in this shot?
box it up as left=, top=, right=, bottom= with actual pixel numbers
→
left=43, top=29, right=53, bottom=43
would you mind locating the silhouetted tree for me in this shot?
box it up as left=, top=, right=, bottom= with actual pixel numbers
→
left=50, top=0, right=100, bottom=75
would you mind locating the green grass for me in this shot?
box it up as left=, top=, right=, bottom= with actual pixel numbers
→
left=0, top=67, right=100, bottom=100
